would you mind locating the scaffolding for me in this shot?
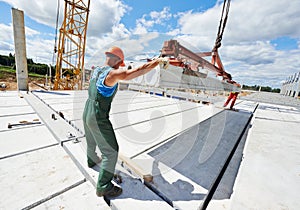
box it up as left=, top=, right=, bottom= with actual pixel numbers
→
left=54, top=0, right=90, bottom=90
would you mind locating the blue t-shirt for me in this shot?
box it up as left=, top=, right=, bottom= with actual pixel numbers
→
left=91, top=66, right=118, bottom=97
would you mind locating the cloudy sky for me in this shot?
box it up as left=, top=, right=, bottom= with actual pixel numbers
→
left=0, top=0, right=300, bottom=88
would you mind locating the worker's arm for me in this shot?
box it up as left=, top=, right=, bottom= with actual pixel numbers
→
left=105, top=58, right=163, bottom=87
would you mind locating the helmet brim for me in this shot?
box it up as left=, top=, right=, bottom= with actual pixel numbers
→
left=120, top=61, right=125, bottom=67
left=105, top=51, right=125, bottom=67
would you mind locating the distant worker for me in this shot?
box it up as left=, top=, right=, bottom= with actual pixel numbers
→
left=223, top=91, right=239, bottom=110
left=82, top=46, right=168, bottom=197
left=223, top=81, right=241, bottom=110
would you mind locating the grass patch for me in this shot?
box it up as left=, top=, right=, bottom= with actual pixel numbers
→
left=0, top=66, right=46, bottom=78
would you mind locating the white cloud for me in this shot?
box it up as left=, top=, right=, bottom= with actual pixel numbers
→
left=25, top=26, right=40, bottom=36
left=226, top=0, right=300, bottom=43
left=149, top=7, right=172, bottom=24
left=85, top=32, right=160, bottom=68
left=2, top=0, right=129, bottom=37
left=221, top=42, right=300, bottom=87
left=0, top=41, right=14, bottom=55
left=3, top=0, right=60, bottom=28
left=223, top=41, right=276, bottom=65
left=26, top=38, right=54, bottom=64
left=0, top=23, right=12, bottom=41
left=0, top=22, right=42, bottom=58
left=88, top=0, right=129, bottom=37
left=175, top=0, right=300, bottom=44
left=133, top=7, right=172, bottom=34
left=132, top=23, right=148, bottom=35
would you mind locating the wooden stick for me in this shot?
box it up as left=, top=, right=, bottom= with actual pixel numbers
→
left=118, top=153, right=153, bottom=183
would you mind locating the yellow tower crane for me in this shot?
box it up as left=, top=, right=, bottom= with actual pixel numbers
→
left=54, top=0, right=90, bottom=90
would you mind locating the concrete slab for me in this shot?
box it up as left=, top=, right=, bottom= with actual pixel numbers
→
left=228, top=104, right=300, bottom=210
left=35, top=90, right=223, bottom=159
left=0, top=96, right=29, bottom=106
left=110, top=100, right=202, bottom=129
left=56, top=98, right=185, bottom=125
left=32, top=90, right=169, bottom=120
left=234, top=100, right=258, bottom=113
left=22, top=92, right=83, bottom=142
left=115, top=105, right=220, bottom=157
left=0, top=91, right=20, bottom=97
left=48, top=103, right=85, bottom=113
left=1, top=89, right=299, bottom=210
left=0, top=145, right=85, bottom=210
left=133, top=153, right=208, bottom=210
left=0, top=105, right=35, bottom=117
left=0, top=125, right=57, bottom=159
left=63, top=140, right=99, bottom=186
left=62, top=140, right=174, bottom=210
left=240, top=91, right=300, bottom=107
left=0, top=113, right=41, bottom=131
left=145, top=110, right=252, bottom=209
left=33, top=182, right=110, bottom=210
left=207, top=120, right=249, bottom=210
left=111, top=98, right=183, bottom=114
left=255, top=103, right=300, bottom=122
left=109, top=171, right=174, bottom=210
left=213, top=100, right=257, bottom=114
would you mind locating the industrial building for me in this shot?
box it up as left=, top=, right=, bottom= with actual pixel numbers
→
left=281, top=71, right=300, bottom=98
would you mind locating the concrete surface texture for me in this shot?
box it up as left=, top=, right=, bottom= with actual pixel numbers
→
left=125, top=64, right=239, bottom=92
left=0, top=90, right=299, bottom=210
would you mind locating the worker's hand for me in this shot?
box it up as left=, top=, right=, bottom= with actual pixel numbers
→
left=157, top=57, right=169, bottom=69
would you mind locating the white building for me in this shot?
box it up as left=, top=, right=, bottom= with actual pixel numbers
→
left=281, top=71, right=300, bottom=98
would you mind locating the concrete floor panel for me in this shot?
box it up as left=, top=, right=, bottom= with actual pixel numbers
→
left=146, top=110, right=252, bottom=209
left=229, top=103, right=300, bottom=210
left=0, top=145, right=84, bottom=210
left=0, top=125, right=57, bottom=159
left=33, top=182, right=110, bottom=210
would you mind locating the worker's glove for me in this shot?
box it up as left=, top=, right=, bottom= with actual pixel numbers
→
left=158, top=57, right=169, bottom=69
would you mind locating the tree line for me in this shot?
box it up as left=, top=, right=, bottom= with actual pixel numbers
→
left=0, top=53, right=55, bottom=76
left=242, top=84, right=280, bottom=93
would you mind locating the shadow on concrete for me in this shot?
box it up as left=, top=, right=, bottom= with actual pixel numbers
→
left=146, top=160, right=206, bottom=206
left=148, top=109, right=251, bottom=201
left=91, top=166, right=171, bottom=202
left=90, top=159, right=205, bottom=205
left=32, top=90, right=71, bottom=95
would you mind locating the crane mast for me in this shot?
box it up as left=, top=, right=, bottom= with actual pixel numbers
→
left=54, top=0, right=90, bottom=90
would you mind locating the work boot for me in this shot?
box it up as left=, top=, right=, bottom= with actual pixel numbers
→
left=96, top=185, right=122, bottom=197
left=88, top=156, right=102, bottom=168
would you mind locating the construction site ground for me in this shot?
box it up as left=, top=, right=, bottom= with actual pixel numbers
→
left=0, top=68, right=47, bottom=91
left=0, top=88, right=299, bottom=210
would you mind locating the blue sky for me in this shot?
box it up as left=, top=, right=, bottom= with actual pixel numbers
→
left=0, top=0, right=300, bottom=88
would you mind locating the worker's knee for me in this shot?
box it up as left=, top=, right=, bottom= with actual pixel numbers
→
left=102, top=149, right=119, bottom=165
left=102, top=143, right=119, bottom=157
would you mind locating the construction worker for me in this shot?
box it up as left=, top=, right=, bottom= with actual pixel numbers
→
left=223, top=81, right=241, bottom=110
left=82, top=46, right=168, bottom=197
left=223, top=91, right=239, bottom=110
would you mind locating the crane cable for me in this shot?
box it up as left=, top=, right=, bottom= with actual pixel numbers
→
left=213, top=0, right=231, bottom=52
left=52, top=0, right=60, bottom=65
